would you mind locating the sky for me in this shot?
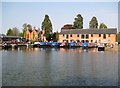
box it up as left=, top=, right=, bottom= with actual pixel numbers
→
left=1, top=1, right=119, bottom=34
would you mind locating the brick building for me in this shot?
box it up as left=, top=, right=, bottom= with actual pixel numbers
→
left=59, top=28, right=117, bottom=45
left=25, top=26, right=46, bottom=41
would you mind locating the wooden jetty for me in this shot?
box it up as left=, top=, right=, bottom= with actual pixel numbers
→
left=1, top=43, right=29, bottom=49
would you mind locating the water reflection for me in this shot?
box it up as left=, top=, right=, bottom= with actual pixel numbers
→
left=2, top=47, right=118, bottom=86
left=2, top=47, right=117, bottom=53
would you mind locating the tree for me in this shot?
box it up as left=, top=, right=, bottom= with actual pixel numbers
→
left=38, top=33, right=41, bottom=41
left=99, top=23, right=107, bottom=29
left=27, top=24, right=32, bottom=31
left=6, top=28, right=14, bottom=36
left=41, top=14, right=53, bottom=38
left=22, top=23, right=32, bottom=38
left=22, top=23, right=28, bottom=37
left=73, top=14, right=83, bottom=29
left=52, top=32, right=59, bottom=42
left=6, top=27, right=20, bottom=36
left=46, top=34, right=52, bottom=42
left=89, top=16, right=98, bottom=29
left=12, top=27, right=20, bottom=36
left=19, top=32, right=24, bottom=37
left=23, top=23, right=28, bottom=30
left=37, top=28, right=41, bottom=40
left=117, top=33, right=120, bottom=44
left=55, top=32, right=59, bottom=42
left=19, top=29, right=26, bottom=37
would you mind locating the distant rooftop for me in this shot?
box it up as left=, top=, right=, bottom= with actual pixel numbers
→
left=60, top=28, right=117, bottom=34
left=61, top=24, right=74, bottom=29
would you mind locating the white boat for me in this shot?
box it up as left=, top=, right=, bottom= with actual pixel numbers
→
left=98, top=43, right=105, bottom=51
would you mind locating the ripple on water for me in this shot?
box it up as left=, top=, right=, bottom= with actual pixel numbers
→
left=2, top=48, right=118, bottom=86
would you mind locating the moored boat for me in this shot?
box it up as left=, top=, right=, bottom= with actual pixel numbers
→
left=98, top=43, right=105, bottom=51
left=82, top=42, right=88, bottom=49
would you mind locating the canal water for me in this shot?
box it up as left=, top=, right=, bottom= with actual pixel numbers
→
left=2, top=48, right=118, bottom=86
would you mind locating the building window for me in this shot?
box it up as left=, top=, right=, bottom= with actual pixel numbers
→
left=86, top=34, right=89, bottom=39
left=99, top=34, right=101, bottom=37
left=70, top=40, right=73, bottom=42
left=82, top=40, right=84, bottom=43
left=63, top=40, right=66, bottom=42
left=103, top=34, right=106, bottom=39
left=77, top=34, right=79, bottom=37
left=63, top=34, right=65, bottom=37
left=86, top=40, right=89, bottom=43
left=91, top=40, right=93, bottom=43
left=95, top=40, right=97, bottom=43
left=108, top=34, right=111, bottom=37
left=70, top=34, right=72, bottom=37
left=81, top=35, right=84, bottom=39
left=77, top=40, right=80, bottom=42
left=91, top=34, right=93, bottom=37
left=66, top=34, right=69, bottom=39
